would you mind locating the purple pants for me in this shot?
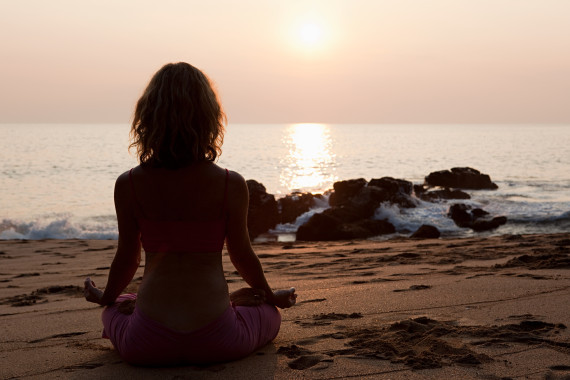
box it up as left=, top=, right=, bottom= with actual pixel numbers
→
left=101, top=294, right=281, bottom=366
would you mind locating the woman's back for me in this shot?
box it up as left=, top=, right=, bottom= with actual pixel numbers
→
left=129, top=162, right=227, bottom=222
left=126, top=162, right=231, bottom=331
left=84, top=62, right=294, bottom=366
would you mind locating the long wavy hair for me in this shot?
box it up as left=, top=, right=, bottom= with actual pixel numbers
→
left=130, top=62, right=226, bottom=168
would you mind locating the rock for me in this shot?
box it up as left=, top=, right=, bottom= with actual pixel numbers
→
left=329, top=178, right=367, bottom=206
left=356, top=219, right=396, bottom=236
left=321, top=186, right=389, bottom=226
left=419, top=188, right=471, bottom=202
left=447, top=203, right=507, bottom=232
left=336, top=219, right=395, bottom=240
left=296, top=214, right=395, bottom=241
left=322, top=206, right=366, bottom=224
left=297, top=176, right=413, bottom=241
left=390, top=193, right=418, bottom=208
left=368, top=177, right=413, bottom=195
left=447, top=204, right=473, bottom=228
left=413, top=184, right=427, bottom=195
left=346, top=186, right=388, bottom=218
left=471, top=216, right=507, bottom=232
left=278, top=192, right=315, bottom=224
left=246, top=180, right=279, bottom=239
left=368, top=177, right=416, bottom=208
left=425, top=167, right=498, bottom=190
left=471, top=208, right=489, bottom=218
left=411, top=225, right=441, bottom=239
left=296, top=212, right=342, bottom=241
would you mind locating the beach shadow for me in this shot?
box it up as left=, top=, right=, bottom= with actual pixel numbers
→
left=77, top=344, right=281, bottom=379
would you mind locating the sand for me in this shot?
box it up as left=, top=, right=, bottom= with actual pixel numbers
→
left=1, top=233, right=569, bottom=379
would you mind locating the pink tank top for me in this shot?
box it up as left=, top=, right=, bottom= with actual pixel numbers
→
left=129, top=168, right=228, bottom=253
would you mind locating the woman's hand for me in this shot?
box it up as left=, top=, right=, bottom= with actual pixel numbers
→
left=84, top=277, right=104, bottom=305
left=230, top=287, right=267, bottom=306
left=271, top=287, right=297, bottom=309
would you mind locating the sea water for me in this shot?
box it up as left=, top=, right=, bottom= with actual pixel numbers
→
left=1, top=124, right=568, bottom=240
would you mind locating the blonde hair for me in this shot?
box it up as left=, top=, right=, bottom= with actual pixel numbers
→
left=130, top=62, right=226, bottom=168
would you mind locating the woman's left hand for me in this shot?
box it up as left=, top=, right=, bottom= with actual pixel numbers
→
left=230, top=287, right=267, bottom=306
left=84, top=277, right=104, bottom=305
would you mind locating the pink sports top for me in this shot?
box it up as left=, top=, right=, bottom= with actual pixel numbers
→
left=129, top=168, right=228, bottom=253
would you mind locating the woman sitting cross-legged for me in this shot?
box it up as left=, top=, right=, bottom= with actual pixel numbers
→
left=83, top=62, right=296, bottom=366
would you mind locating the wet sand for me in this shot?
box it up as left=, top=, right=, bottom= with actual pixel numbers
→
left=1, top=233, right=569, bottom=379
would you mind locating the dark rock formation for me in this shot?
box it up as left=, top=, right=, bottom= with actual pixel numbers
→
left=419, top=188, right=471, bottom=202
left=344, top=186, right=388, bottom=219
left=413, top=184, right=427, bottom=195
left=448, top=204, right=473, bottom=227
left=447, top=203, right=507, bottom=232
left=296, top=213, right=340, bottom=241
left=278, top=192, right=316, bottom=224
left=411, top=225, right=441, bottom=239
left=329, top=178, right=367, bottom=206
left=472, top=216, right=508, bottom=232
left=425, top=167, right=498, bottom=190
left=337, top=219, right=396, bottom=240
left=369, top=177, right=413, bottom=195
left=297, top=176, right=417, bottom=241
left=246, top=180, right=279, bottom=239
left=296, top=212, right=394, bottom=241
left=368, top=177, right=416, bottom=208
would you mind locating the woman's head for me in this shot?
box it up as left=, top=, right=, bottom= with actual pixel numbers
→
left=130, top=62, right=226, bottom=168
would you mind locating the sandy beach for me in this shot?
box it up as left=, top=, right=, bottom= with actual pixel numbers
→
left=1, top=233, right=569, bottom=379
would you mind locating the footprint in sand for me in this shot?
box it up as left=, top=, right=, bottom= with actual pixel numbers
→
left=288, top=355, right=331, bottom=370
left=393, top=284, right=431, bottom=292
left=298, top=298, right=326, bottom=304
left=295, top=312, right=363, bottom=327
left=30, top=331, right=87, bottom=343
left=13, top=272, right=40, bottom=278
left=277, top=344, right=313, bottom=358
left=64, top=362, right=104, bottom=370
left=0, top=285, right=83, bottom=307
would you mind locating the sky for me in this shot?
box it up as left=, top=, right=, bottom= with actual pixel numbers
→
left=1, top=0, right=569, bottom=124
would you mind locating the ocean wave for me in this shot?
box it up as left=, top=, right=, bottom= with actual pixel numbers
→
left=0, top=216, right=118, bottom=240
left=3, top=198, right=567, bottom=241
left=507, top=211, right=570, bottom=226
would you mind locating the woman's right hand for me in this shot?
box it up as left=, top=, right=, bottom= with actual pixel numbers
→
left=271, top=287, right=297, bottom=309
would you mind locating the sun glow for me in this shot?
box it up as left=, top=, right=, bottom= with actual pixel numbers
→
left=284, top=16, right=331, bottom=55
left=280, top=123, right=336, bottom=192
left=299, top=22, right=323, bottom=46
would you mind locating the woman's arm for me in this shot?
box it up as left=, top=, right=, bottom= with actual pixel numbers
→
left=84, top=172, right=141, bottom=306
left=225, top=171, right=296, bottom=309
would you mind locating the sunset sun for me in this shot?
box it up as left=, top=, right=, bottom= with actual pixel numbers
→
left=298, top=22, right=322, bottom=46
left=285, top=17, right=330, bottom=54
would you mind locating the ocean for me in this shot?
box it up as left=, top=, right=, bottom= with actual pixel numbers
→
left=1, top=123, right=569, bottom=240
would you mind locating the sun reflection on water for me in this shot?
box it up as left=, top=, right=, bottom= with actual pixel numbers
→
left=280, top=123, right=336, bottom=193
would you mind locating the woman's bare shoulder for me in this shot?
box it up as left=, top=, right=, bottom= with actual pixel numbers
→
left=115, top=168, right=135, bottom=187
left=114, top=167, right=139, bottom=200
left=224, top=169, right=249, bottom=205
left=226, top=169, right=245, bottom=182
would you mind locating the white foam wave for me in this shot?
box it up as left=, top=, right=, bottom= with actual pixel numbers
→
left=373, top=201, right=462, bottom=235
left=0, top=215, right=118, bottom=240
left=270, top=194, right=330, bottom=234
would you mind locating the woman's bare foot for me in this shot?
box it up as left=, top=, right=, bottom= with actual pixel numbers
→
left=272, top=287, right=297, bottom=309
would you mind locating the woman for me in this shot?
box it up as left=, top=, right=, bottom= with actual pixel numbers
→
left=83, top=62, right=297, bottom=366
